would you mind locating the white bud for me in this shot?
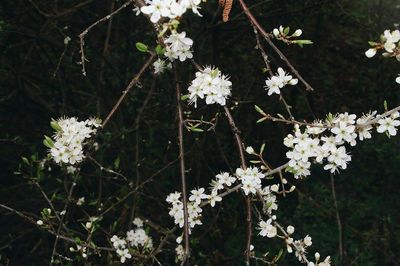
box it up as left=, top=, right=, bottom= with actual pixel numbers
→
left=245, top=146, right=255, bottom=154
left=314, top=252, right=320, bottom=261
left=292, top=29, right=302, bottom=37
left=282, top=178, right=288, bottom=184
left=396, top=76, right=400, bottom=84
left=287, top=225, right=295, bottom=234
left=36, top=220, right=44, bottom=226
left=365, top=48, right=377, bottom=58
left=273, top=28, right=280, bottom=37
left=271, top=184, right=279, bottom=192
left=64, top=36, right=71, bottom=45
left=250, top=244, right=254, bottom=251
left=85, top=222, right=92, bottom=229
left=289, top=185, right=296, bottom=192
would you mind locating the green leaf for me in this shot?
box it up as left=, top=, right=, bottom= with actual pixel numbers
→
left=155, top=44, right=165, bottom=55
left=135, top=42, right=148, bottom=53
left=21, top=157, right=30, bottom=165
left=260, top=143, right=266, bottom=154
left=190, top=127, right=204, bottom=132
left=283, top=27, right=290, bottom=35
left=384, top=100, right=388, bottom=111
left=43, top=135, right=54, bottom=148
left=292, top=39, right=313, bottom=47
left=114, top=157, right=121, bottom=169
left=50, top=120, right=62, bottom=132
left=256, top=117, right=267, bottom=123
left=275, top=249, right=284, bottom=261
left=368, top=41, right=379, bottom=46
left=181, top=94, right=189, bottom=101
left=254, top=105, right=266, bottom=115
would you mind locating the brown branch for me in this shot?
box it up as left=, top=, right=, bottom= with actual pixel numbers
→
left=174, top=66, right=190, bottom=265
left=102, top=53, right=156, bottom=127
left=78, top=0, right=133, bottom=75
left=330, top=174, right=343, bottom=264
left=223, top=106, right=251, bottom=265
left=237, top=0, right=314, bottom=92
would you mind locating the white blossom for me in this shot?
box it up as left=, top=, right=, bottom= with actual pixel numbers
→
left=188, top=66, right=232, bottom=107
left=164, top=31, right=193, bottom=62
left=264, top=67, right=298, bottom=96
left=258, top=219, right=277, bottom=238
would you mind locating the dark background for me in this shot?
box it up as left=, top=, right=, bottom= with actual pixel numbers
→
left=0, top=0, right=399, bottom=265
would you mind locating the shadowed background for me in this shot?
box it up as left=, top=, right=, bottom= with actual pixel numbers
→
left=0, top=0, right=399, bottom=265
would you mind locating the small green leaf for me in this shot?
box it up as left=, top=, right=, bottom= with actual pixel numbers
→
left=43, top=136, right=54, bottom=148
left=114, top=157, right=121, bottom=169
left=275, top=249, right=284, bottom=261
left=50, top=120, right=62, bottom=132
left=254, top=105, right=266, bottom=115
left=21, top=157, right=30, bottom=165
left=260, top=143, right=266, bottom=154
left=384, top=100, right=388, bottom=111
left=283, top=27, right=290, bottom=35
left=292, top=39, right=313, bottom=47
left=155, top=44, right=165, bottom=55
left=181, top=94, right=189, bottom=101
left=368, top=41, right=379, bottom=46
left=136, top=42, right=148, bottom=53
left=256, top=117, right=267, bottom=123
left=190, top=127, right=204, bottom=132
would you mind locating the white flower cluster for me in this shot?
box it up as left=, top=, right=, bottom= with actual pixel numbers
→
left=284, top=111, right=400, bottom=178
left=140, top=0, right=201, bottom=24
left=110, top=218, right=153, bottom=263
left=166, top=191, right=203, bottom=230
left=257, top=217, right=330, bottom=264
left=286, top=235, right=313, bottom=262
left=260, top=185, right=278, bottom=214
left=235, top=166, right=265, bottom=195
left=365, top=29, right=400, bottom=59
left=69, top=244, right=88, bottom=259
left=273, top=25, right=303, bottom=39
left=164, top=31, right=193, bottom=62
left=264, top=67, right=298, bottom=96
left=308, top=252, right=331, bottom=266
left=365, top=29, right=399, bottom=84
left=47, top=117, right=101, bottom=165
left=188, top=66, right=232, bottom=107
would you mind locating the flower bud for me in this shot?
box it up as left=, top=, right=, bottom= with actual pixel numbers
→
left=287, top=225, right=295, bottom=234
left=271, top=184, right=279, bottom=192
left=292, top=29, right=302, bottom=37
left=365, top=48, right=376, bottom=58
left=273, top=28, right=280, bottom=37
left=245, top=146, right=255, bottom=154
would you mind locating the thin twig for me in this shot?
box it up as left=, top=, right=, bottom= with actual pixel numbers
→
left=102, top=53, right=156, bottom=127
left=330, top=173, right=343, bottom=264
left=174, top=66, right=190, bottom=265
left=237, top=0, right=314, bottom=92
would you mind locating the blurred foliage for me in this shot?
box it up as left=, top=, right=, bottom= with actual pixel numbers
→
left=0, top=0, right=399, bottom=265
